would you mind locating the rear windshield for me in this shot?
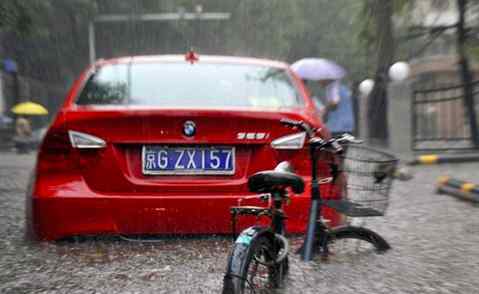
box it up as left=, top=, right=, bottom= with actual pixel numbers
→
left=76, top=62, right=303, bottom=108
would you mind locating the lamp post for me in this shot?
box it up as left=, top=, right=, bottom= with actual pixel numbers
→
left=359, top=62, right=410, bottom=143
left=359, top=79, right=375, bottom=96
left=359, top=61, right=410, bottom=96
left=389, top=61, right=411, bottom=82
left=194, top=5, right=203, bottom=50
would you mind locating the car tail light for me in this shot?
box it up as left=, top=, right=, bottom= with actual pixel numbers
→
left=68, top=130, right=106, bottom=149
left=271, top=132, right=306, bottom=150
left=36, top=128, right=77, bottom=174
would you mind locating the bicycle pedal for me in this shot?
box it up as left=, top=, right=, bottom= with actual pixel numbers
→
left=316, top=217, right=331, bottom=227
left=319, top=217, right=331, bottom=223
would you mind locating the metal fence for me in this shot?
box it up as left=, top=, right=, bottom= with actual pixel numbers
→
left=412, top=80, right=479, bottom=151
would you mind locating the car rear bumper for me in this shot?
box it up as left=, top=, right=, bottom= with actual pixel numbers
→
left=27, top=193, right=342, bottom=241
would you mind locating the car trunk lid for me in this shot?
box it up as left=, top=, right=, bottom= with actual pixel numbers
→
left=65, top=107, right=309, bottom=195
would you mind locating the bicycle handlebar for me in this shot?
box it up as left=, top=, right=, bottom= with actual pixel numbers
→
left=280, top=118, right=315, bottom=137
left=280, top=118, right=362, bottom=154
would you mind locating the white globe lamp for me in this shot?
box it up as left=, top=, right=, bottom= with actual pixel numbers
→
left=359, top=79, right=375, bottom=96
left=389, top=61, right=410, bottom=82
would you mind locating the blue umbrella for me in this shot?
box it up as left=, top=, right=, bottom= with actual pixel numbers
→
left=291, top=58, right=346, bottom=81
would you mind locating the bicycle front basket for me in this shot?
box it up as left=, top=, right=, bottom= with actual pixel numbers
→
left=338, top=145, right=398, bottom=217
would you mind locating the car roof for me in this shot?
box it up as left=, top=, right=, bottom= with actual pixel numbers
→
left=95, top=55, right=290, bottom=69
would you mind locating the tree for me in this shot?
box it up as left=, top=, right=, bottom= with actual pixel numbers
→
left=364, top=0, right=395, bottom=144
left=1, top=0, right=370, bottom=93
left=0, top=0, right=97, bottom=84
left=356, top=0, right=413, bottom=145
left=457, top=0, right=479, bottom=146
left=357, top=0, right=479, bottom=147
left=0, top=0, right=35, bottom=35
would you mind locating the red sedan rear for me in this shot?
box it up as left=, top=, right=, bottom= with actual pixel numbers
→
left=26, top=55, right=342, bottom=241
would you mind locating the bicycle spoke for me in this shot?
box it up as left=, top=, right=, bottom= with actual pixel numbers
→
left=245, top=244, right=276, bottom=293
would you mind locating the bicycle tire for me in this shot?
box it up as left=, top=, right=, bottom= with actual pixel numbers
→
left=223, top=233, right=287, bottom=294
left=326, top=225, right=391, bottom=256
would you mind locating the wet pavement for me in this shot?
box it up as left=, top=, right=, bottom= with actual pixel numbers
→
left=1, top=151, right=479, bottom=293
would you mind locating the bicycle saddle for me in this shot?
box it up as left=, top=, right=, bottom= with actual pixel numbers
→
left=248, top=161, right=305, bottom=194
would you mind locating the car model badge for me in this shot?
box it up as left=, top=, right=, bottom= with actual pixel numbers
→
left=183, top=121, right=196, bottom=137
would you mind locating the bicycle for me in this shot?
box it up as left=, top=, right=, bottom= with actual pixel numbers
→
left=222, top=119, right=397, bottom=293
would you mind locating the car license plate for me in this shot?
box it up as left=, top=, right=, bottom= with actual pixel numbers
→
left=142, top=146, right=235, bottom=175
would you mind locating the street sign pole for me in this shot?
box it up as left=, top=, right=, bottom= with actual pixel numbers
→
left=88, top=10, right=231, bottom=65
left=0, top=74, right=4, bottom=114
left=88, top=22, right=96, bottom=65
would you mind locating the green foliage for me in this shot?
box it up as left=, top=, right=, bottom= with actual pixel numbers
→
left=354, top=0, right=413, bottom=74
left=0, top=0, right=36, bottom=35
left=1, top=0, right=373, bottom=85
left=223, top=0, right=304, bottom=59
left=469, top=45, right=479, bottom=61
left=0, top=0, right=98, bottom=83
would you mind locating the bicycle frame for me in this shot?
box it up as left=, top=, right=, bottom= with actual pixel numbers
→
left=302, top=138, right=343, bottom=261
left=223, top=121, right=393, bottom=293
left=230, top=189, right=288, bottom=240
left=230, top=138, right=338, bottom=262
left=271, top=190, right=287, bottom=235
left=301, top=142, right=322, bottom=261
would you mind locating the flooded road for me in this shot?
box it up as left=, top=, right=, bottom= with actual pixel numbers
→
left=1, top=151, right=479, bottom=293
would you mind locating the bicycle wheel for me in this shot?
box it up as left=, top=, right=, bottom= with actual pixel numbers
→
left=325, top=226, right=390, bottom=261
left=223, top=234, right=286, bottom=294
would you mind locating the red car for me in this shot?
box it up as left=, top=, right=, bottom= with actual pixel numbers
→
left=26, top=54, right=343, bottom=241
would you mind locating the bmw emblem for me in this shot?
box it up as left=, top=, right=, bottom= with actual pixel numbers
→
left=183, top=121, right=196, bottom=137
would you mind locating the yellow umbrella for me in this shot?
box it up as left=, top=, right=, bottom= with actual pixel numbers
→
left=11, top=101, right=48, bottom=115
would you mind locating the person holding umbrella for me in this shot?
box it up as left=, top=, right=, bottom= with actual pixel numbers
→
left=11, top=101, right=48, bottom=153
left=291, top=58, right=355, bottom=137
left=14, top=115, right=33, bottom=153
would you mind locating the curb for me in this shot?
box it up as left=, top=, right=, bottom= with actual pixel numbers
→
left=408, top=154, right=479, bottom=165
left=0, top=144, right=14, bottom=151
left=436, top=176, right=479, bottom=203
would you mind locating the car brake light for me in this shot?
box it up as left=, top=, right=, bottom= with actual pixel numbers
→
left=37, top=128, right=76, bottom=174
left=271, top=132, right=306, bottom=150
left=68, top=131, right=106, bottom=149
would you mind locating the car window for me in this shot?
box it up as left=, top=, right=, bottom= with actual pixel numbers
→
left=76, top=62, right=303, bottom=108
left=76, top=64, right=130, bottom=105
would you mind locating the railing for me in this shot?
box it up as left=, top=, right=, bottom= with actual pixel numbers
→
left=412, top=80, right=479, bottom=151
